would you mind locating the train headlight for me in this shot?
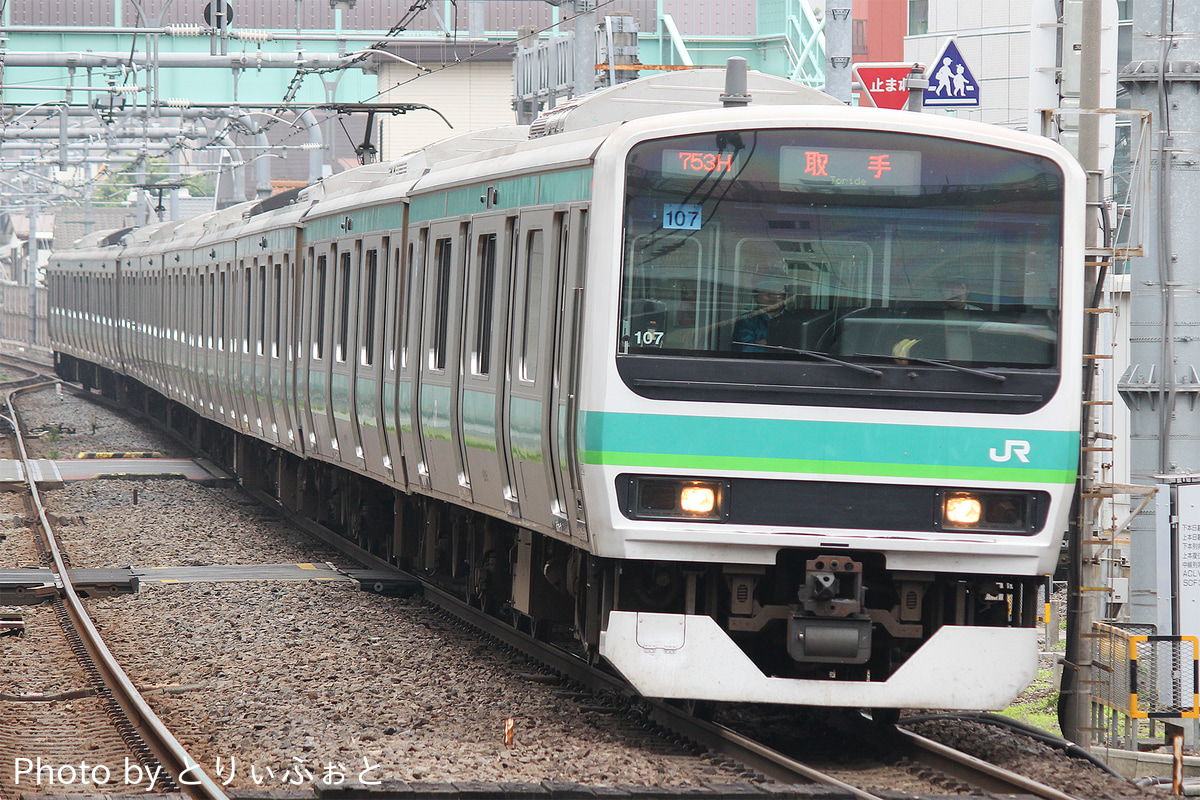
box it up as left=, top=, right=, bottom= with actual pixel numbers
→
left=680, top=485, right=716, bottom=514
left=623, top=476, right=728, bottom=522
left=938, top=490, right=1035, bottom=533
left=944, top=495, right=982, bottom=525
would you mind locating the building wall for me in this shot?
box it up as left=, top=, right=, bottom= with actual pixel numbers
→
left=854, top=0, right=906, bottom=62
left=904, top=0, right=1033, bottom=128
left=378, top=61, right=517, bottom=159
left=11, top=0, right=757, bottom=36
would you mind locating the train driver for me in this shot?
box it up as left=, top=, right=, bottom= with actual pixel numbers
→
left=733, top=277, right=788, bottom=353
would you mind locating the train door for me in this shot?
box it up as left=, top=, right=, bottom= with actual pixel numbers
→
left=384, top=226, right=413, bottom=487
left=257, top=257, right=279, bottom=442
left=108, top=263, right=121, bottom=372
left=118, top=266, right=131, bottom=379
left=183, top=266, right=197, bottom=411
left=215, top=265, right=232, bottom=424
left=503, top=209, right=568, bottom=538
left=279, top=247, right=301, bottom=452
left=459, top=212, right=516, bottom=517
left=549, top=206, right=590, bottom=543
left=168, top=268, right=182, bottom=401
left=331, top=240, right=364, bottom=468
left=234, top=258, right=252, bottom=434
left=355, top=235, right=390, bottom=480
left=169, top=266, right=183, bottom=402
left=254, top=257, right=273, bottom=438
left=303, top=245, right=336, bottom=458
left=187, top=266, right=201, bottom=408
left=175, top=266, right=188, bottom=405
left=114, top=265, right=124, bottom=372
left=396, top=227, right=428, bottom=491
left=266, top=255, right=288, bottom=445
left=152, top=267, right=163, bottom=389
left=416, top=220, right=469, bottom=500
left=204, top=268, right=218, bottom=418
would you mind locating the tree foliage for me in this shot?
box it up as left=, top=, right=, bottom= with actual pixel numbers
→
left=93, top=157, right=214, bottom=204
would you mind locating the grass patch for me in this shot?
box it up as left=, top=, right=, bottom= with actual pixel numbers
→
left=1001, top=667, right=1061, bottom=736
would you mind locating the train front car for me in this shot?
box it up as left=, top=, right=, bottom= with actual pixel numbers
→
left=584, top=107, right=1084, bottom=710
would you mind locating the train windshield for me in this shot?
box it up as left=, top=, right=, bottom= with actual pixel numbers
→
left=618, top=128, right=1065, bottom=407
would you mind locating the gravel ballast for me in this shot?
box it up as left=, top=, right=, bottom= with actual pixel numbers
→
left=17, top=389, right=753, bottom=792
left=6, top=382, right=1170, bottom=797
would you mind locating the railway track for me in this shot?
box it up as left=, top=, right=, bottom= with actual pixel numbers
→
left=256, top=482, right=1091, bottom=800
left=5, top=376, right=1108, bottom=800
left=0, top=382, right=228, bottom=799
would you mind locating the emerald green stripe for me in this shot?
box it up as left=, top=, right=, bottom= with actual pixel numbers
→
left=581, top=450, right=1076, bottom=484
left=411, top=168, right=592, bottom=223
left=579, top=410, right=1078, bottom=485
left=539, top=168, right=592, bottom=203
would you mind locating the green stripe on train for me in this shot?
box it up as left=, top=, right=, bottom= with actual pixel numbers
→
left=578, top=411, right=1078, bottom=484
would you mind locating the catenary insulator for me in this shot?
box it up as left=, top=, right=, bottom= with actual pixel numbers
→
left=166, top=24, right=206, bottom=36
left=234, top=29, right=272, bottom=42
left=165, top=98, right=193, bottom=109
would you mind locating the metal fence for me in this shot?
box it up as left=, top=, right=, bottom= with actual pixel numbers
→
left=0, top=281, right=49, bottom=351
left=1091, top=622, right=1198, bottom=749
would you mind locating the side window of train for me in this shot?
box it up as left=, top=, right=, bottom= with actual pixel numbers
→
left=361, top=248, right=379, bottom=367
left=336, top=248, right=352, bottom=363
left=431, top=237, right=453, bottom=371
left=472, top=233, right=497, bottom=377
left=272, top=261, right=282, bottom=359
left=388, top=245, right=401, bottom=371
left=399, top=237, right=417, bottom=369
left=218, top=271, right=227, bottom=351
left=258, top=260, right=268, bottom=357
left=243, top=264, right=252, bottom=354
left=209, top=272, right=217, bottom=349
left=520, top=229, right=545, bottom=382
left=198, top=271, right=206, bottom=347
left=313, top=253, right=327, bottom=361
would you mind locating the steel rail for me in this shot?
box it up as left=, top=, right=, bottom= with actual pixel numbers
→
left=894, top=726, right=1084, bottom=800
left=75, top=395, right=1065, bottom=800
left=6, top=382, right=231, bottom=800
left=390, top=578, right=888, bottom=798
left=234, top=489, right=891, bottom=797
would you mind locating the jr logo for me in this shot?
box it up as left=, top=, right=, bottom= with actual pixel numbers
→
left=989, top=440, right=1031, bottom=463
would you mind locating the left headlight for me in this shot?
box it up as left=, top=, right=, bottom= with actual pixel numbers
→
left=624, top=477, right=728, bottom=522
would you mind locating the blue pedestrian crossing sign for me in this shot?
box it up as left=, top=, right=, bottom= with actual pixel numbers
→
left=924, top=39, right=979, bottom=108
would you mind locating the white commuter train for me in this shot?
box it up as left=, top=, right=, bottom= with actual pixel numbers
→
left=48, top=66, right=1085, bottom=711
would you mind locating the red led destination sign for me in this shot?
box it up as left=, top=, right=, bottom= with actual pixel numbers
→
left=662, top=150, right=738, bottom=175
left=780, top=146, right=920, bottom=191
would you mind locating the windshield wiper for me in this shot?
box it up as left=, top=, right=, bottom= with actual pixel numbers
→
left=857, top=352, right=1007, bottom=382
left=733, top=342, right=883, bottom=377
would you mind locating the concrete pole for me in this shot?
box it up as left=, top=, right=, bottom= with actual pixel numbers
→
left=1059, top=0, right=1104, bottom=750
left=27, top=203, right=38, bottom=345
left=822, top=0, right=852, bottom=103
left=572, top=0, right=596, bottom=99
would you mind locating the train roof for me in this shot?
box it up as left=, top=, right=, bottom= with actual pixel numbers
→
left=64, top=227, right=131, bottom=250
left=526, top=68, right=840, bottom=139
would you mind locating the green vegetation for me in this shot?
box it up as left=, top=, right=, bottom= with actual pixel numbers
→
left=46, top=426, right=60, bottom=443
left=1001, top=667, right=1061, bottom=736
left=94, top=157, right=215, bottom=205
left=48, top=449, right=60, bottom=460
